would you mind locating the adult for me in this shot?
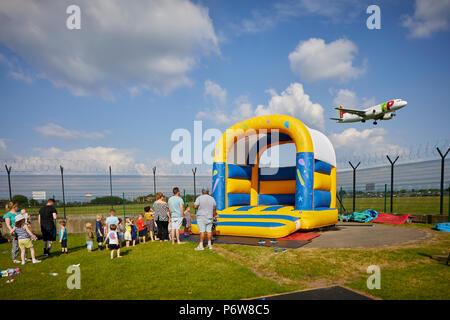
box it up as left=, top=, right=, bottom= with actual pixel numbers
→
left=194, top=187, right=218, bottom=250
left=152, top=192, right=171, bottom=242
left=38, top=198, right=58, bottom=256
left=3, top=201, right=21, bottom=263
left=168, top=187, right=185, bottom=245
left=105, top=209, right=119, bottom=232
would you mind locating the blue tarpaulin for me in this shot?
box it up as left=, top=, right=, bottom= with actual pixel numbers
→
left=339, top=209, right=379, bottom=223
left=434, top=223, right=450, bottom=232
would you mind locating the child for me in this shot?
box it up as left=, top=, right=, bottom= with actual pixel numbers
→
left=12, top=214, right=41, bottom=265
left=59, top=220, right=68, bottom=253
left=21, top=209, right=32, bottom=261
left=124, top=218, right=132, bottom=247
left=144, top=206, right=155, bottom=242
left=131, top=219, right=137, bottom=246
left=96, top=214, right=104, bottom=250
left=117, top=218, right=125, bottom=247
left=103, top=224, right=122, bottom=259
left=183, top=205, right=192, bottom=236
left=137, top=214, right=147, bottom=243
left=103, top=220, right=109, bottom=250
left=85, top=223, right=95, bottom=252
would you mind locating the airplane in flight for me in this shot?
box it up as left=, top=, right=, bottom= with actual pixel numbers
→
left=330, top=99, right=408, bottom=125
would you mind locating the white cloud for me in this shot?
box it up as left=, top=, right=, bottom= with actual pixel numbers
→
left=204, top=80, right=227, bottom=106
left=34, top=123, right=109, bottom=140
left=289, top=38, right=366, bottom=82
left=197, top=82, right=325, bottom=130
left=233, top=0, right=364, bottom=35
left=332, top=88, right=375, bottom=109
left=5, top=146, right=137, bottom=174
left=0, top=138, right=7, bottom=150
left=402, top=0, right=450, bottom=38
left=0, top=0, right=219, bottom=98
left=330, top=128, right=409, bottom=158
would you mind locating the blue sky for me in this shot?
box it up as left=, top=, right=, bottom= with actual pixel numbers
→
left=0, top=0, right=449, bottom=175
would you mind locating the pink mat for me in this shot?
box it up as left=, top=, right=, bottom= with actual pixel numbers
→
left=372, top=213, right=413, bottom=224
left=277, top=232, right=321, bottom=241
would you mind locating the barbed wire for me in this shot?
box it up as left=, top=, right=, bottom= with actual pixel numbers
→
left=1, top=140, right=449, bottom=174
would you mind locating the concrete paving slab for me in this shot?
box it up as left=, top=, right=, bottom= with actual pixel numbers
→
left=303, top=222, right=433, bottom=249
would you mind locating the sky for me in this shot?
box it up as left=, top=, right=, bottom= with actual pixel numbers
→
left=0, top=0, right=449, bottom=175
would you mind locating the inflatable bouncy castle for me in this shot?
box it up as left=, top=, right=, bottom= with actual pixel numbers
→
left=191, top=115, right=338, bottom=238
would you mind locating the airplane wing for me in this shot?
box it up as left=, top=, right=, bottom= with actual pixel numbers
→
left=329, top=118, right=342, bottom=121
left=334, top=107, right=366, bottom=117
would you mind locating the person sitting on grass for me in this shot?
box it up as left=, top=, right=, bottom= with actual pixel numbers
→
left=124, top=218, right=132, bottom=247
left=59, top=220, right=68, bottom=254
left=12, top=214, right=41, bottom=265
left=96, top=214, right=104, bottom=251
left=104, top=224, right=121, bottom=259
left=85, top=223, right=95, bottom=252
left=137, top=214, right=147, bottom=243
left=131, top=219, right=137, bottom=246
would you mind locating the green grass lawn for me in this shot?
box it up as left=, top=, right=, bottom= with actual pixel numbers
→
left=0, top=223, right=449, bottom=300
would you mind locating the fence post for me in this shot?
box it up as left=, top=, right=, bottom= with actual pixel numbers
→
left=192, top=167, right=197, bottom=200
left=436, top=147, right=449, bottom=215
left=339, top=186, right=343, bottom=214
left=60, top=165, right=66, bottom=219
left=386, top=155, right=399, bottom=213
left=109, top=166, right=113, bottom=209
left=349, top=161, right=360, bottom=213
left=384, top=184, right=387, bottom=213
left=152, top=167, right=156, bottom=199
left=5, top=165, right=12, bottom=201
left=122, top=192, right=126, bottom=219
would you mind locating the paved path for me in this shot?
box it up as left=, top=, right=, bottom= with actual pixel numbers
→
left=303, top=222, right=433, bottom=249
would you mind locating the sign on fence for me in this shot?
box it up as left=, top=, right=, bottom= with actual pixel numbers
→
left=32, top=191, right=46, bottom=200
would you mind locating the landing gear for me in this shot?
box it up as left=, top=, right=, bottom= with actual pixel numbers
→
left=361, top=119, right=366, bottom=123
left=373, top=121, right=377, bottom=125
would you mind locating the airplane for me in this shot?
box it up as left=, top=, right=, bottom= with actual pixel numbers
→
left=330, top=99, right=408, bottom=125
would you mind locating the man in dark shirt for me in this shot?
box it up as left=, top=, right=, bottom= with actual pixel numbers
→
left=38, top=199, right=58, bottom=256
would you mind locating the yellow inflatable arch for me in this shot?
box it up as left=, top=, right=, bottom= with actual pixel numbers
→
left=191, top=115, right=338, bottom=238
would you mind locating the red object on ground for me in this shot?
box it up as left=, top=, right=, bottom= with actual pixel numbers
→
left=277, top=232, right=321, bottom=241
left=372, top=213, right=413, bottom=224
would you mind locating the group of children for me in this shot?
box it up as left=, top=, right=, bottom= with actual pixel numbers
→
left=57, top=211, right=162, bottom=260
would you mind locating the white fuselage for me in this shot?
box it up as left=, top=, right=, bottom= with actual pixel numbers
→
left=340, top=99, right=407, bottom=123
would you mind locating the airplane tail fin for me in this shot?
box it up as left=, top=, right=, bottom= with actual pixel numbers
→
left=339, top=106, right=344, bottom=119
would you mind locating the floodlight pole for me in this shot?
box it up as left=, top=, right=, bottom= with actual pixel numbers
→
left=152, top=167, right=156, bottom=199
left=386, top=155, right=399, bottom=213
left=60, top=166, right=66, bottom=219
left=5, top=165, right=12, bottom=201
left=109, top=166, right=113, bottom=209
left=349, top=161, right=360, bottom=213
left=436, top=147, right=449, bottom=215
left=192, top=167, right=197, bottom=200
